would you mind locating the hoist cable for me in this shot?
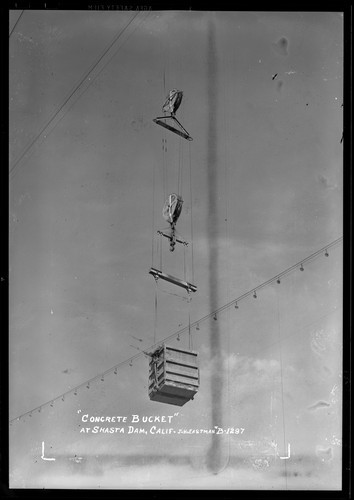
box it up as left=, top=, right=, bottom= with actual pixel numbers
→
left=162, top=37, right=169, bottom=201
left=156, top=285, right=190, bottom=301
left=154, top=283, right=158, bottom=344
left=151, top=159, right=155, bottom=268
left=9, top=237, right=342, bottom=424
left=159, top=233, right=163, bottom=271
left=164, top=135, right=168, bottom=201
left=162, top=135, right=167, bottom=202
left=188, top=305, right=192, bottom=351
left=188, top=142, right=195, bottom=284
left=183, top=243, right=187, bottom=281
left=177, top=139, right=180, bottom=195
left=178, top=136, right=183, bottom=197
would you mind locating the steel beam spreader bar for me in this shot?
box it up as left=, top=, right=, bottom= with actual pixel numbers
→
left=149, top=267, right=197, bottom=293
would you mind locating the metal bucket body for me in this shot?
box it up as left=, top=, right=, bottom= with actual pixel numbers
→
left=148, top=345, right=199, bottom=406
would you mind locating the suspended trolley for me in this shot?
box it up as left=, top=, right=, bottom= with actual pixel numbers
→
left=148, top=89, right=198, bottom=406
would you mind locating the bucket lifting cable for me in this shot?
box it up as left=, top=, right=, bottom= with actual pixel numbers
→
left=153, top=89, right=193, bottom=141
left=150, top=90, right=196, bottom=294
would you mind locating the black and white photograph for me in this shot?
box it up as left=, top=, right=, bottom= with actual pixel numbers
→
left=8, top=7, right=345, bottom=490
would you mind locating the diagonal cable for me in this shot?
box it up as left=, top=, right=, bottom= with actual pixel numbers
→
left=9, top=236, right=342, bottom=423
left=10, top=11, right=143, bottom=178
left=9, top=10, right=24, bottom=38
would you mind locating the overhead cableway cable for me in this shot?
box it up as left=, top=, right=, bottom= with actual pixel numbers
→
left=10, top=10, right=149, bottom=179
left=9, top=10, right=24, bottom=38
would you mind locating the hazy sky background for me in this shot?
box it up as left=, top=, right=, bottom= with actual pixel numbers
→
left=9, top=10, right=343, bottom=489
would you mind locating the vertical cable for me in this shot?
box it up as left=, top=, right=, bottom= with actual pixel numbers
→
left=151, top=159, right=155, bottom=267
left=181, top=138, right=184, bottom=198
left=188, top=297, right=192, bottom=350
left=162, top=137, right=165, bottom=200
left=189, top=142, right=195, bottom=284
left=162, top=135, right=167, bottom=202
left=165, top=135, right=168, bottom=200
left=163, top=36, right=168, bottom=202
left=159, top=233, right=162, bottom=271
left=165, top=26, right=169, bottom=95
left=176, top=142, right=181, bottom=195
left=162, top=56, right=167, bottom=201
left=163, top=66, right=166, bottom=96
left=177, top=138, right=180, bottom=195
left=154, top=283, right=158, bottom=344
left=155, top=238, right=159, bottom=267
left=176, top=136, right=181, bottom=196
left=183, top=243, right=187, bottom=281
left=178, top=136, right=183, bottom=197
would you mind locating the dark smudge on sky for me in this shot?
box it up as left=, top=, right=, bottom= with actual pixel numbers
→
left=277, top=80, right=284, bottom=93
left=272, top=36, right=289, bottom=57
left=205, top=16, right=224, bottom=474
